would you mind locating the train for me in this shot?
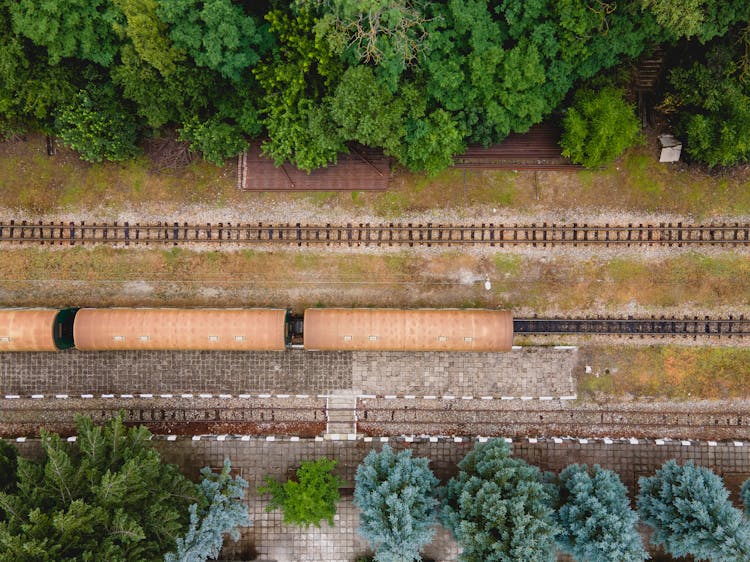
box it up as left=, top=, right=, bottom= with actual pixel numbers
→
left=0, top=308, right=514, bottom=353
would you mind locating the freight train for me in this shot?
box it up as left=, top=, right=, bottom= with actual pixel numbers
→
left=0, top=308, right=513, bottom=353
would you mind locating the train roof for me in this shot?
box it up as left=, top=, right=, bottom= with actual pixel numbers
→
left=0, top=309, right=63, bottom=351
left=73, top=308, right=288, bottom=351
left=303, top=308, right=513, bottom=352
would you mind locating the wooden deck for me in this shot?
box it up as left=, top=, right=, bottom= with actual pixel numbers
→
left=239, top=142, right=389, bottom=191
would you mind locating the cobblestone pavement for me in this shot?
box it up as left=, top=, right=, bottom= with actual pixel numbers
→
left=11, top=436, right=750, bottom=560
left=17, top=436, right=743, bottom=562
left=0, top=347, right=576, bottom=398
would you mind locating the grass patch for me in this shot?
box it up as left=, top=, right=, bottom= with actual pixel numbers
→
left=579, top=345, right=750, bottom=400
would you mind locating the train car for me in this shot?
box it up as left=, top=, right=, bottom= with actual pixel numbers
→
left=73, top=308, right=289, bottom=351
left=303, top=308, right=513, bottom=352
left=0, top=308, right=77, bottom=351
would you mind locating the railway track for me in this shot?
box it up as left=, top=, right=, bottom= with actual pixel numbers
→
left=1, top=398, right=748, bottom=441
left=2, top=220, right=750, bottom=247
left=514, top=317, right=750, bottom=337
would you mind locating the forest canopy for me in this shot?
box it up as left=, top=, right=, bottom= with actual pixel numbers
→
left=0, top=0, right=748, bottom=172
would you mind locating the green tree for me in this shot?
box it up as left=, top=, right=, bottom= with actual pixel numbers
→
left=0, top=415, right=200, bottom=561
left=113, top=0, right=185, bottom=77
left=663, top=29, right=750, bottom=167
left=0, top=440, right=16, bottom=496
left=255, top=4, right=345, bottom=171
left=642, top=0, right=750, bottom=42
left=178, top=116, right=248, bottom=166
left=560, top=86, right=640, bottom=168
left=637, top=459, right=750, bottom=561
left=555, top=464, right=647, bottom=562
left=157, top=0, right=271, bottom=82
left=258, top=458, right=343, bottom=528
left=9, top=0, right=122, bottom=66
left=354, top=444, right=439, bottom=562
left=165, top=460, right=251, bottom=562
left=315, top=0, right=430, bottom=88
left=54, top=87, right=139, bottom=163
left=441, top=439, right=559, bottom=562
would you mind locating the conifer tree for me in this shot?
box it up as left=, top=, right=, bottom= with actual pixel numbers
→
left=165, top=459, right=251, bottom=562
left=0, top=414, right=201, bottom=561
left=354, top=444, right=439, bottom=562
left=638, top=460, right=750, bottom=561
left=741, top=478, right=750, bottom=516
left=555, top=463, right=647, bottom=562
left=441, top=439, right=559, bottom=562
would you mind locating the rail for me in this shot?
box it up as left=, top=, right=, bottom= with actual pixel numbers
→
left=513, top=317, right=750, bottom=337
left=1, top=220, right=749, bottom=247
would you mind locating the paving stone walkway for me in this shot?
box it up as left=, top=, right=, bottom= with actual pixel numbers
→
left=11, top=436, right=750, bottom=561
left=162, top=437, right=750, bottom=562
left=0, top=347, right=577, bottom=398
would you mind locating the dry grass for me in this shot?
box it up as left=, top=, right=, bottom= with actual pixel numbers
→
left=1, top=247, right=748, bottom=316
left=3, top=133, right=750, bottom=218
left=578, top=345, right=750, bottom=400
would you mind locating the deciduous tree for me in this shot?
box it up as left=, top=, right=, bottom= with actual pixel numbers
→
left=560, top=86, right=640, bottom=168
left=258, top=458, right=343, bottom=528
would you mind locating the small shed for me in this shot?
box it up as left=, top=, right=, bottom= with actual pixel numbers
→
left=658, top=134, right=682, bottom=162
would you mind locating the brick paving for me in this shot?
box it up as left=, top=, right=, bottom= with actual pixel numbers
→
left=352, top=348, right=577, bottom=396
left=0, top=347, right=576, bottom=398
left=10, top=436, right=750, bottom=561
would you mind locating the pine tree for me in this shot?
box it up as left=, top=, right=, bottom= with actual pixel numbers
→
left=441, top=439, right=559, bottom=562
left=555, top=463, right=647, bottom=562
left=638, top=460, right=750, bottom=561
left=354, top=444, right=439, bottom=562
left=0, top=414, right=200, bottom=561
left=164, top=459, right=252, bottom=562
left=258, top=458, right=343, bottom=527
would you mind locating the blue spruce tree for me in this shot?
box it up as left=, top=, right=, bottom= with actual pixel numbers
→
left=354, top=444, right=439, bottom=562
left=741, top=478, right=750, bottom=516
left=441, top=439, right=559, bottom=562
left=555, top=463, right=647, bottom=561
left=638, top=460, right=750, bottom=561
left=165, top=459, right=252, bottom=562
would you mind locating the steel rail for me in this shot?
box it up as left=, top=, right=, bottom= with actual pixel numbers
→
left=514, top=317, right=750, bottom=336
left=1, top=220, right=749, bottom=247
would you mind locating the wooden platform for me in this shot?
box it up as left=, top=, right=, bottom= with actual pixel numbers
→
left=453, top=123, right=579, bottom=170
left=239, top=142, right=389, bottom=191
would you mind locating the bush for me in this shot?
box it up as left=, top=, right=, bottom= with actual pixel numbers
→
left=354, top=444, right=439, bottom=562
left=560, top=87, right=640, bottom=168
left=441, top=439, right=559, bottom=562
left=555, top=463, right=646, bottom=561
left=258, top=458, right=343, bottom=527
left=638, top=459, right=750, bottom=561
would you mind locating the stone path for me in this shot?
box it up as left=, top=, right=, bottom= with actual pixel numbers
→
left=18, top=435, right=747, bottom=561
left=0, top=347, right=577, bottom=398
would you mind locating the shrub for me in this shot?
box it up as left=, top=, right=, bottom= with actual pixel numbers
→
left=560, top=86, right=640, bottom=168
left=258, top=458, right=343, bottom=527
